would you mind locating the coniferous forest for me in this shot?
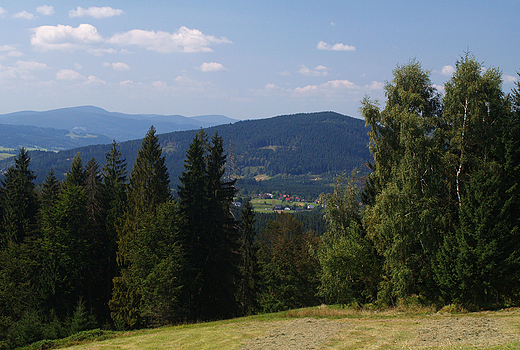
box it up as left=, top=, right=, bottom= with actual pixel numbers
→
left=0, top=54, right=519, bottom=349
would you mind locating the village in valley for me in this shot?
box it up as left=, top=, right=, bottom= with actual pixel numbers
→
left=233, top=192, right=319, bottom=212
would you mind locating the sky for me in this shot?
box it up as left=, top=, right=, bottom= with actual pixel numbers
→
left=0, top=1, right=519, bottom=120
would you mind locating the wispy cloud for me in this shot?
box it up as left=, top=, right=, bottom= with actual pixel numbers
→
left=293, top=79, right=359, bottom=95
left=298, top=65, right=329, bottom=77
left=56, top=69, right=84, bottom=80
left=13, top=11, right=35, bottom=20
left=69, top=6, right=124, bottom=19
left=364, top=81, right=384, bottom=90
left=0, top=7, right=7, bottom=16
left=317, top=41, right=356, bottom=51
left=37, top=5, right=54, bottom=16
left=0, top=45, right=24, bottom=57
left=14, top=60, right=47, bottom=70
left=85, top=75, right=106, bottom=85
left=440, top=65, right=455, bottom=76
left=197, top=62, right=227, bottom=72
left=504, top=74, right=518, bottom=83
left=103, top=62, right=130, bottom=71
left=108, top=26, right=232, bottom=53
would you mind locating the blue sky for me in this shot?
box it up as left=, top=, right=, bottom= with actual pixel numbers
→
left=0, top=1, right=518, bottom=120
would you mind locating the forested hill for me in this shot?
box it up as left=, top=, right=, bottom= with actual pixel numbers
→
left=2, top=111, right=370, bottom=192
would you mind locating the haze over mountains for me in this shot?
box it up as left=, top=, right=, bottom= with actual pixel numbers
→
left=0, top=106, right=238, bottom=144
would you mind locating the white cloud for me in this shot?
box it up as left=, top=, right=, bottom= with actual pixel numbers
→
left=69, top=6, right=124, bottom=19
left=56, top=69, right=84, bottom=80
left=432, top=84, right=445, bottom=93
left=108, top=26, right=231, bottom=53
left=0, top=45, right=23, bottom=57
left=265, top=83, right=284, bottom=91
left=317, top=41, right=356, bottom=51
left=278, top=71, right=291, bottom=77
left=85, top=75, right=106, bottom=84
left=197, top=62, right=227, bottom=72
left=13, top=11, right=35, bottom=20
left=152, top=80, right=168, bottom=88
left=31, top=24, right=230, bottom=55
left=37, top=5, right=54, bottom=16
left=14, top=60, right=47, bottom=70
left=74, top=63, right=83, bottom=70
left=293, top=79, right=360, bottom=96
left=0, top=7, right=7, bottom=16
left=88, top=48, right=118, bottom=56
left=365, top=81, right=384, bottom=90
left=298, top=65, right=329, bottom=77
left=120, top=80, right=135, bottom=86
left=0, top=45, right=16, bottom=52
left=106, top=62, right=130, bottom=71
left=31, top=24, right=104, bottom=51
left=504, top=74, right=518, bottom=83
left=441, top=65, right=455, bottom=76
left=8, top=51, right=24, bottom=57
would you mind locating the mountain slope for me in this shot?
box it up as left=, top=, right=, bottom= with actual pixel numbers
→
left=0, top=106, right=238, bottom=142
left=0, top=124, right=112, bottom=152
left=1, top=111, right=370, bottom=197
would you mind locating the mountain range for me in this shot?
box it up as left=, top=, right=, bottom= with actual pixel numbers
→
left=0, top=110, right=371, bottom=199
left=0, top=106, right=238, bottom=145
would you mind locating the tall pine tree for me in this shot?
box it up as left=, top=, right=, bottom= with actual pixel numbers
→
left=0, top=148, right=39, bottom=247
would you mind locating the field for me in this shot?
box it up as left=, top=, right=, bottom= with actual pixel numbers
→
left=0, top=153, right=14, bottom=161
left=51, top=305, right=520, bottom=350
left=249, top=198, right=311, bottom=212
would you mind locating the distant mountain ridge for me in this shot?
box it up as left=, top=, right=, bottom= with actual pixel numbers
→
left=0, top=111, right=371, bottom=198
left=0, top=123, right=112, bottom=152
left=0, top=106, right=238, bottom=142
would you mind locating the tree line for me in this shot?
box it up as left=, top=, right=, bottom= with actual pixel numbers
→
left=318, top=54, right=520, bottom=308
left=0, top=126, right=324, bottom=349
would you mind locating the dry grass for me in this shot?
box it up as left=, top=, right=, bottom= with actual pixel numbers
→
left=57, top=306, right=520, bottom=350
left=285, top=303, right=438, bottom=319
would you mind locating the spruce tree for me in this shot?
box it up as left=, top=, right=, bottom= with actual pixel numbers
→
left=177, top=129, right=208, bottom=321
left=0, top=148, right=39, bottom=247
left=435, top=55, right=514, bottom=306
left=127, top=126, right=170, bottom=212
left=237, top=198, right=258, bottom=316
left=178, top=130, right=239, bottom=320
left=101, top=141, right=127, bottom=321
left=111, top=126, right=177, bottom=329
left=63, top=153, right=86, bottom=189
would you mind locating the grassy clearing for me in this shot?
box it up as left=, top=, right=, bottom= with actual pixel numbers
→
left=47, top=306, right=520, bottom=350
left=249, top=198, right=310, bottom=212
left=0, top=153, right=14, bottom=160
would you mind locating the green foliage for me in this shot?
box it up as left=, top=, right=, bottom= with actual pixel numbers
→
left=0, top=148, right=39, bottom=247
left=178, top=130, right=239, bottom=321
left=434, top=56, right=520, bottom=306
left=7, top=112, right=370, bottom=199
left=69, top=298, right=96, bottom=336
left=257, top=213, right=321, bottom=312
left=361, top=60, right=445, bottom=301
left=237, top=199, right=259, bottom=316
left=318, top=173, right=380, bottom=305
left=128, top=126, right=170, bottom=212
